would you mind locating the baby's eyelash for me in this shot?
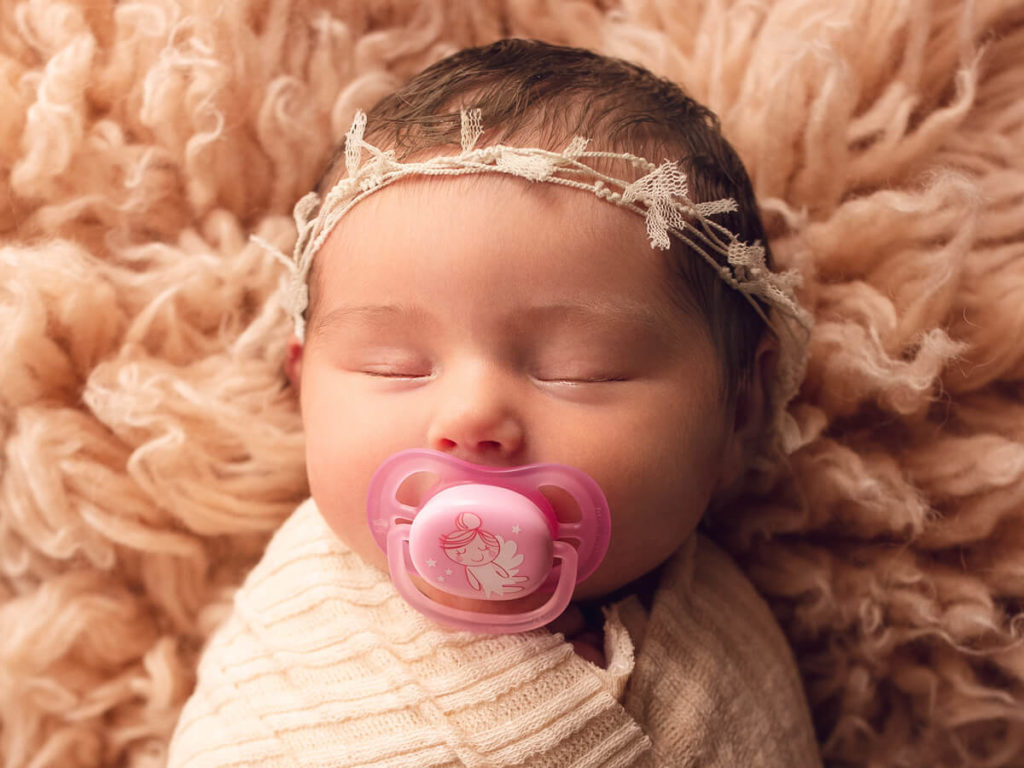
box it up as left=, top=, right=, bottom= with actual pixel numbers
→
left=538, top=375, right=628, bottom=384
left=355, top=366, right=627, bottom=384
left=362, top=370, right=430, bottom=378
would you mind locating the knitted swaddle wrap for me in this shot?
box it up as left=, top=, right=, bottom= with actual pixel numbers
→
left=168, top=499, right=820, bottom=767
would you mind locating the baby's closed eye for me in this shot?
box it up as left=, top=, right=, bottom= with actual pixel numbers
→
left=359, top=364, right=433, bottom=379
left=344, top=347, right=434, bottom=379
left=529, top=347, right=637, bottom=385
left=532, top=371, right=629, bottom=384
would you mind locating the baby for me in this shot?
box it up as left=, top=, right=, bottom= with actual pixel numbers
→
left=169, top=40, right=820, bottom=767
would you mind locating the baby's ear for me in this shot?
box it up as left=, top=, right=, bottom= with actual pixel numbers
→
left=716, top=334, right=778, bottom=495
left=285, top=334, right=304, bottom=388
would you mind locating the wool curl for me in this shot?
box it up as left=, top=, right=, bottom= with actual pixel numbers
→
left=2, top=1, right=1023, bottom=766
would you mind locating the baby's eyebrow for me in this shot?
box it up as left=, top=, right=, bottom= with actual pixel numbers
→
left=310, top=303, right=431, bottom=340
left=519, top=302, right=666, bottom=332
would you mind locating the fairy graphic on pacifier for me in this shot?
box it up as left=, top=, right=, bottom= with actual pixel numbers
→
left=367, top=449, right=611, bottom=633
left=439, top=512, right=528, bottom=597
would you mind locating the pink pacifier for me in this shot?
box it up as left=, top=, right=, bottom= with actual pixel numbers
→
left=367, top=449, right=610, bottom=634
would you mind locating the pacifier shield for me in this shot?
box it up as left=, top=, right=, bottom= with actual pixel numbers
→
left=366, top=449, right=611, bottom=633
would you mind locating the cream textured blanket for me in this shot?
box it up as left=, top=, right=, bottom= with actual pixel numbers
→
left=168, top=499, right=820, bottom=767
left=7, top=3, right=1024, bottom=766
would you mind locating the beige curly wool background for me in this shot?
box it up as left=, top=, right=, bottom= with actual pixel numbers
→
left=2, top=0, right=1024, bottom=766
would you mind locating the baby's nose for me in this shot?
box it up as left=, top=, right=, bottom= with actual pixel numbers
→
left=426, top=364, right=525, bottom=462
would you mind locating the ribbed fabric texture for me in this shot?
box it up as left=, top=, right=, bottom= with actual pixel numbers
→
left=168, top=500, right=820, bottom=767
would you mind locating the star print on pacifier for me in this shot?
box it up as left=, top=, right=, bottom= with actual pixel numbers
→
left=366, top=449, right=611, bottom=633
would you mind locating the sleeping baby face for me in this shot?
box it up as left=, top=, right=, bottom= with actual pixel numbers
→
left=288, top=174, right=745, bottom=612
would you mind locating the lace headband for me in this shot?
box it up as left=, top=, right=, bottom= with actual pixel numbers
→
left=256, top=109, right=813, bottom=453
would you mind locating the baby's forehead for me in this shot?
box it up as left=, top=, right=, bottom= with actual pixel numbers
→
left=315, top=173, right=659, bottom=282
left=308, top=173, right=694, bottom=338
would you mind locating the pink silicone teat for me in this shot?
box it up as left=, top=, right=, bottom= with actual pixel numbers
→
left=366, top=449, right=610, bottom=634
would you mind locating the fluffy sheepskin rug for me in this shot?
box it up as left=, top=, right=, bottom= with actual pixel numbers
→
left=2, top=1, right=1023, bottom=766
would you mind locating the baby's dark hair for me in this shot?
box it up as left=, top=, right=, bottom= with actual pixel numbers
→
left=312, top=39, right=772, bottom=401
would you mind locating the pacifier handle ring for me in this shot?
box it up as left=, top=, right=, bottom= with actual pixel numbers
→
left=387, top=527, right=579, bottom=634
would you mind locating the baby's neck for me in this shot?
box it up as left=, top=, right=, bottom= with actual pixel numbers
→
left=546, top=603, right=607, bottom=667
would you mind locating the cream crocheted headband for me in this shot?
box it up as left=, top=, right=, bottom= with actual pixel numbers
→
left=258, top=109, right=813, bottom=451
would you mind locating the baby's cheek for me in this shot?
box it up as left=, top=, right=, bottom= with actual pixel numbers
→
left=572, top=489, right=697, bottom=599
left=306, top=437, right=390, bottom=572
